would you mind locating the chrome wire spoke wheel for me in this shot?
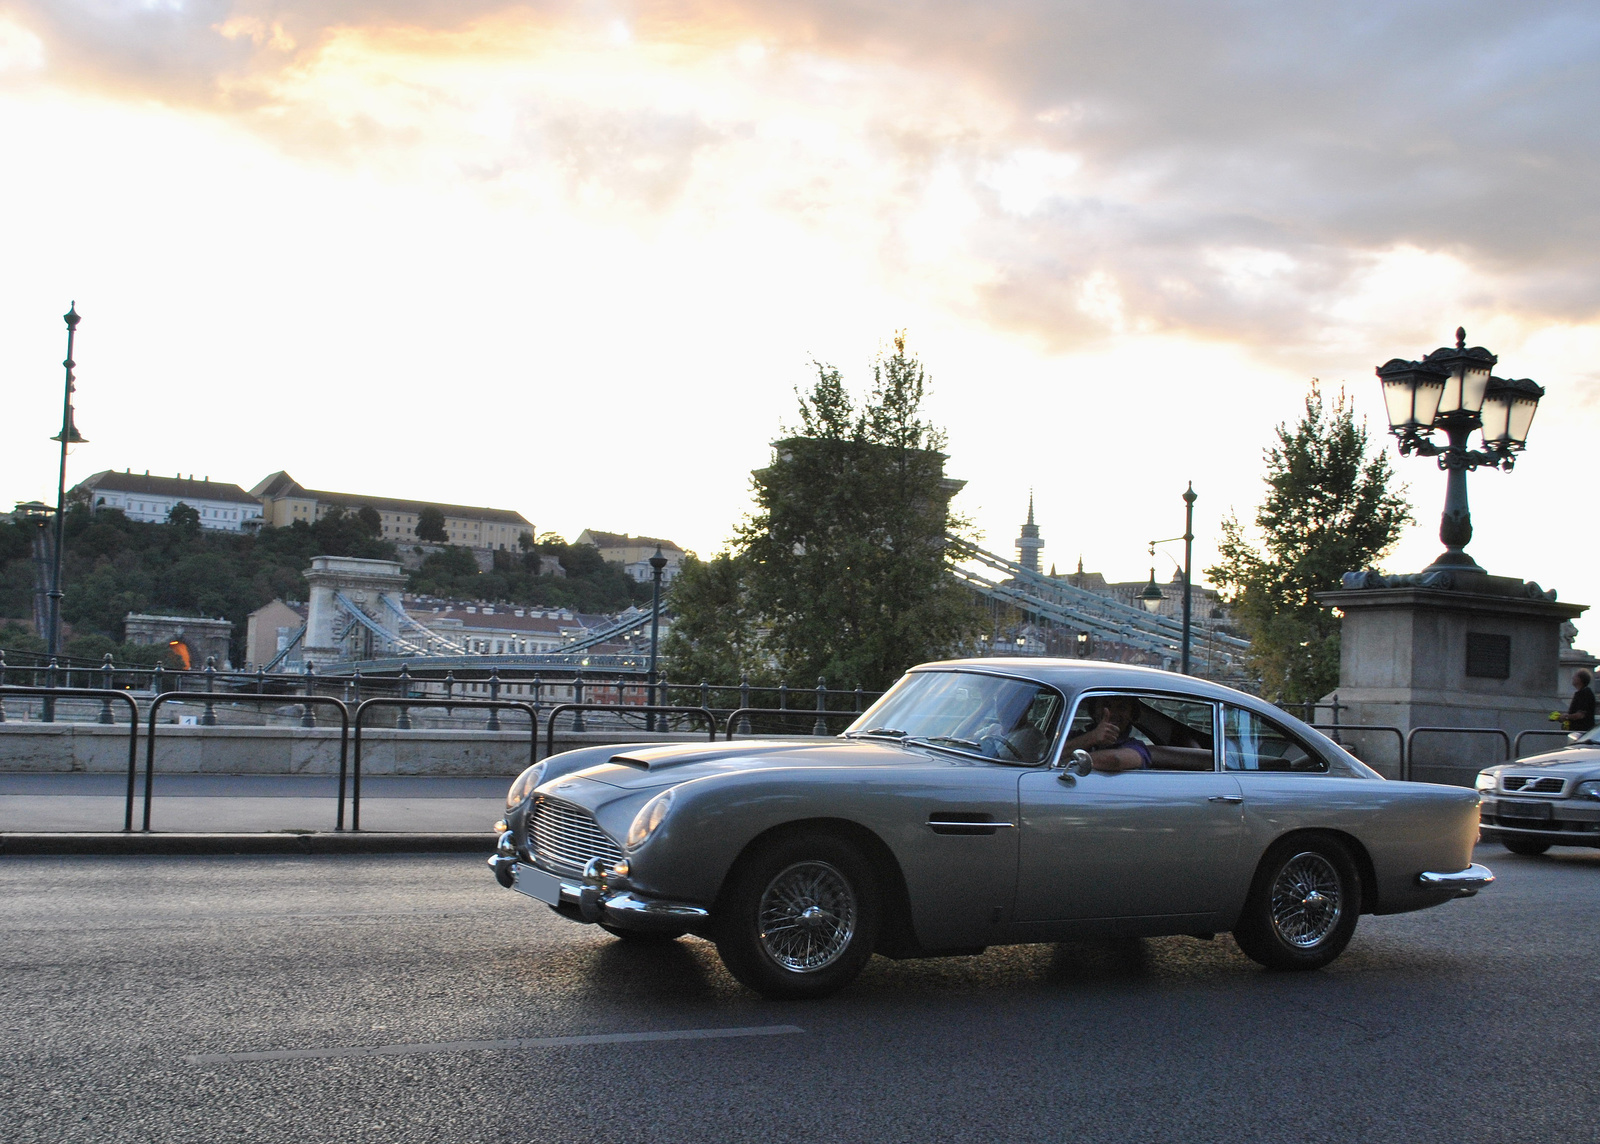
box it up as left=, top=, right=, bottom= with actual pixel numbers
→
left=1269, top=851, right=1343, bottom=948
left=757, top=860, right=858, bottom=973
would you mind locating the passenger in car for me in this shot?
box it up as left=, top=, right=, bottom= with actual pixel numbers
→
left=1066, top=696, right=1215, bottom=771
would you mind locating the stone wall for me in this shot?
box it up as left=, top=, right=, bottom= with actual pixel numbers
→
left=0, top=724, right=718, bottom=777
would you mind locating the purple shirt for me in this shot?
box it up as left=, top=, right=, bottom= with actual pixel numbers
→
left=1113, top=737, right=1152, bottom=768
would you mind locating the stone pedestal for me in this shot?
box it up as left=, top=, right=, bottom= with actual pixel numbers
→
left=1319, top=575, right=1585, bottom=785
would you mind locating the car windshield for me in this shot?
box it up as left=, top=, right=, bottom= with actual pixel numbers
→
left=843, top=671, right=1064, bottom=764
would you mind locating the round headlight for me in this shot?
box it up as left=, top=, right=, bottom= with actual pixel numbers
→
left=505, top=762, right=546, bottom=809
left=627, top=789, right=675, bottom=850
left=1575, top=780, right=1600, bottom=801
left=1474, top=772, right=1497, bottom=793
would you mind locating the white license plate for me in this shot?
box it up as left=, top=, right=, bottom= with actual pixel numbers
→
left=512, top=865, right=565, bottom=906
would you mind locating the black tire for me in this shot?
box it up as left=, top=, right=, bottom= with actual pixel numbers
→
left=1233, top=835, right=1362, bottom=971
left=1502, top=836, right=1552, bottom=856
left=713, top=832, right=880, bottom=1000
left=597, top=922, right=688, bottom=943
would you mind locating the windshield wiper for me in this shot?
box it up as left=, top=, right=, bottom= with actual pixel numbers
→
left=909, top=735, right=983, bottom=752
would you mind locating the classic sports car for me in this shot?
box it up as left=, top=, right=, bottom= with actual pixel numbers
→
left=1476, top=725, right=1600, bottom=853
left=489, top=659, right=1492, bottom=998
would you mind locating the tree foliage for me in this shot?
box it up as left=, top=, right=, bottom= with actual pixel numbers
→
left=668, top=336, right=983, bottom=691
left=415, top=506, right=447, bottom=542
left=1206, top=384, right=1412, bottom=703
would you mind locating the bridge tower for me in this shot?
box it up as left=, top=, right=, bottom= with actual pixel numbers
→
left=302, top=555, right=409, bottom=664
left=1014, top=492, right=1044, bottom=574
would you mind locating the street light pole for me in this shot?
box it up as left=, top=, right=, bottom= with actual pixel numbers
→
left=1146, top=482, right=1197, bottom=675
left=646, top=546, right=667, bottom=730
left=47, top=304, right=84, bottom=663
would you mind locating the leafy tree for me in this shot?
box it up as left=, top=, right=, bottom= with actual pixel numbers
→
left=1206, top=384, right=1412, bottom=703
left=661, top=553, right=772, bottom=685
left=357, top=505, right=382, bottom=535
left=167, top=502, right=201, bottom=535
left=670, top=336, right=983, bottom=691
left=416, top=506, right=447, bottom=542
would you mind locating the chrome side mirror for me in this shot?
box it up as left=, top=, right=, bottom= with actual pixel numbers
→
left=1054, top=749, right=1094, bottom=782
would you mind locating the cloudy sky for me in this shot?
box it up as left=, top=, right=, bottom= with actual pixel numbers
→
left=3, top=1, right=1597, bottom=626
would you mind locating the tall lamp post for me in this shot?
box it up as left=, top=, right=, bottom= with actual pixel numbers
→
left=1377, top=328, right=1543, bottom=571
left=1141, top=483, right=1197, bottom=675
left=48, top=304, right=87, bottom=662
left=646, top=546, right=667, bottom=730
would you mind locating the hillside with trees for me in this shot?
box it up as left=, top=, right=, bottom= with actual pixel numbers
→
left=0, top=502, right=647, bottom=664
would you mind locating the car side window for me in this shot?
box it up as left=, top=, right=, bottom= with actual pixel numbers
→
left=1065, top=693, right=1217, bottom=771
left=1222, top=706, right=1328, bottom=773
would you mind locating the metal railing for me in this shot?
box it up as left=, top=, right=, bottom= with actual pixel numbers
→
left=1513, top=728, right=1574, bottom=758
left=543, top=704, right=717, bottom=760
left=0, top=685, right=141, bottom=829
left=724, top=708, right=858, bottom=739
left=1404, top=726, right=1512, bottom=783
left=350, top=697, right=539, bottom=831
left=141, top=693, right=351, bottom=832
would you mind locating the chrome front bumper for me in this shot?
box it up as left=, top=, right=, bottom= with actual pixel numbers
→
left=487, top=843, right=709, bottom=934
left=1416, top=862, right=1495, bottom=896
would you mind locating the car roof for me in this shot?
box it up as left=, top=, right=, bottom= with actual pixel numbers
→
left=911, top=657, right=1265, bottom=708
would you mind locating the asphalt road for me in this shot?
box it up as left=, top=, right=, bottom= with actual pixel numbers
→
left=2, top=844, right=1597, bottom=1144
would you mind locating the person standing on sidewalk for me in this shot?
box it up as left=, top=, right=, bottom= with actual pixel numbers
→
left=1566, top=669, right=1596, bottom=733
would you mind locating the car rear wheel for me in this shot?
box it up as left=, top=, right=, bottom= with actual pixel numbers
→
left=714, top=833, right=880, bottom=999
left=1501, top=836, right=1552, bottom=856
left=1233, top=836, right=1362, bottom=971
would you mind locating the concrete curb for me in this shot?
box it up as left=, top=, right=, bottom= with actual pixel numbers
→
left=0, top=832, right=492, bottom=856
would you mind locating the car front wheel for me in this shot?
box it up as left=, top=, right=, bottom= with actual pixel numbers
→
left=1233, top=836, right=1362, bottom=971
left=713, top=833, right=880, bottom=999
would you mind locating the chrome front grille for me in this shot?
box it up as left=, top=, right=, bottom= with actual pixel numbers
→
left=1501, top=776, right=1565, bottom=795
left=530, top=797, right=622, bottom=875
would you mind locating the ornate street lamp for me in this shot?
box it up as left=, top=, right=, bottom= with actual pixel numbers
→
left=47, top=304, right=87, bottom=663
left=1377, top=328, right=1544, bottom=572
left=646, top=546, right=667, bottom=730
left=1147, top=483, right=1198, bottom=674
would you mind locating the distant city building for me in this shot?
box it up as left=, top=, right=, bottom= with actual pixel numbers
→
left=1058, top=556, right=1223, bottom=623
left=244, top=598, right=307, bottom=670
left=576, top=530, right=687, bottom=584
left=252, top=472, right=533, bottom=550
left=75, top=471, right=262, bottom=531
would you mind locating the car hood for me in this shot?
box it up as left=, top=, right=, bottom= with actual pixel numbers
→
left=561, top=736, right=943, bottom=791
left=1488, top=746, right=1600, bottom=780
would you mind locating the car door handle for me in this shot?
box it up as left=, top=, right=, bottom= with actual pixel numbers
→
left=1207, top=794, right=1244, bottom=804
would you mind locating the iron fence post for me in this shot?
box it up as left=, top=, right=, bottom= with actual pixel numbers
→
left=854, top=686, right=864, bottom=713
left=198, top=656, right=218, bottom=726
left=531, top=673, right=542, bottom=719
left=396, top=662, right=412, bottom=730
left=43, top=658, right=57, bottom=723
left=778, top=682, right=788, bottom=711
left=301, top=662, right=318, bottom=728
left=152, top=663, right=164, bottom=699
left=0, top=651, right=6, bottom=723
left=738, top=676, right=752, bottom=736
left=443, top=670, right=455, bottom=715
left=813, top=676, right=829, bottom=735
left=573, top=675, right=586, bottom=732
left=98, top=653, right=115, bottom=724
left=352, top=668, right=362, bottom=711
left=488, top=668, right=502, bottom=731
left=700, top=680, right=710, bottom=711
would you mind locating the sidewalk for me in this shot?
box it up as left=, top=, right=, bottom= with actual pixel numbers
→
left=0, top=773, right=505, bottom=835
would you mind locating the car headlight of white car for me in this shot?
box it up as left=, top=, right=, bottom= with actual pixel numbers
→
left=505, top=762, right=546, bottom=809
left=1474, top=772, right=1498, bottom=793
left=627, top=788, right=675, bottom=849
left=1575, top=780, right=1600, bottom=801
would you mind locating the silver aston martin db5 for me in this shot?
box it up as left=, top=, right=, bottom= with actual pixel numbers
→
left=489, top=659, right=1492, bottom=998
